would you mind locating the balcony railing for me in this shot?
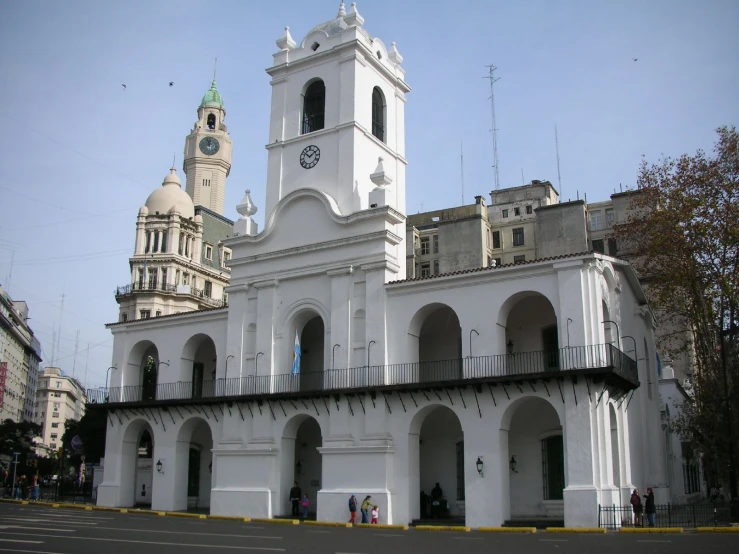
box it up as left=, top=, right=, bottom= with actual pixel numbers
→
left=87, top=344, right=636, bottom=405
left=115, top=282, right=226, bottom=308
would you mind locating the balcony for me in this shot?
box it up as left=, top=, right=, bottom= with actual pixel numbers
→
left=115, top=282, right=226, bottom=309
left=86, top=344, right=637, bottom=407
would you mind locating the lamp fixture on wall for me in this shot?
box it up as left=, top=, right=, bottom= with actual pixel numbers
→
left=509, top=456, right=518, bottom=473
left=507, top=340, right=514, bottom=354
left=156, top=459, right=164, bottom=474
left=476, top=456, right=484, bottom=477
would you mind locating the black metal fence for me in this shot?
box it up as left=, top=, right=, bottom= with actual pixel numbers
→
left=598, top=501, right=737, bottom=529
left=1, top=479, right=93, bottom=504
left=87, top=343, right=636, bottom=405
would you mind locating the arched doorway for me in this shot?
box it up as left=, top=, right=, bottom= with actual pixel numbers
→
left=124, top=341, right=159, bottom=402
left=181, top=334, right=217, bottom=399
left=281, top=415, right=322, bottom=519
left=289, top=310, right=326, bottom=392
left=410, top=406, right=465, bottom=522
left=173, top=417, right=213, bottom=512
left=120, top=419, right=155, bottom=507
left=408, top=304, right=462, bottom=383
left=503, top=293, right=558, bottom=372
left=505, top=397, right=563, bottom=521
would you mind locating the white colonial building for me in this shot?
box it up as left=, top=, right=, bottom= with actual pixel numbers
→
left=92, top=3, right=670, bottom=528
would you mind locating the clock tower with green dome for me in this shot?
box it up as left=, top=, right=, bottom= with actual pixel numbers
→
left=183, top=77, right=233, bottom=216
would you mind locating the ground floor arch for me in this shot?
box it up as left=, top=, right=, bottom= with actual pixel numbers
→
left=280, top=414, right=323, bottom=518
left=173, top=417, right=214, bottom=511
left=505, top=397, right=564, bottom=521
left=409, top=405, right=465, bottom=521
left=120, top=419, right=155, bottom=507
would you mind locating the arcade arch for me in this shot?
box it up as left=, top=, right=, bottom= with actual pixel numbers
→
left=280, top=415, right=323, bottom=518
left=504, top=397, right=564, bottom=520
left=120, top=419, right=156, bottom=507
left=409, top=405, right=465, bottom=520
left=289, top=308, right=326, bottom=392
left=181, top=334, right=217, bottom=398
left=501, top=292, right=558, bottom=372
left=123, top=341, right=159, bottom=402
left=408, top=304, right=462, bottom=382
left=173, top=417, right=214, bottom=511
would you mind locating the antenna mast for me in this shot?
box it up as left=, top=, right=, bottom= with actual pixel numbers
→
left=72, top=329, right=80, bottom=378
left=460, top=141, right=465, bottom=205
left=555, top=124, right=563, bottom=197
left=484, top=64, right=501, bottom=190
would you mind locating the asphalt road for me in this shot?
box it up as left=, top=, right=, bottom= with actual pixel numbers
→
left=0, top=503, right=737, bottom=554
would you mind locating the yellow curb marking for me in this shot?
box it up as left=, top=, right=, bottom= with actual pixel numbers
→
left=303, top=520, right=352, bottom=528
left=477, top=527, right=537, bottom=533
left=415, top=525, right=471, bottom=532
left=546, top=527, right=606, bottom=534
left=252, top=518, right=300, bottom=525
left=356, top=523, right=409, bottom=530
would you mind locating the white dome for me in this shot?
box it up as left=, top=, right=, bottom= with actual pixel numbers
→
left=145, top=168, right=194, bottom=219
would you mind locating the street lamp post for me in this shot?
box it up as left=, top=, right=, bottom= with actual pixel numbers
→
left=332, top=344, right=340, bottom=370
left=566, top=318, right=573, bottom=348
left=601, top=320, right=620, bottom=349
left=469, top=329, right=479, bottom=357
left=104, top=366, right=117, bottom=391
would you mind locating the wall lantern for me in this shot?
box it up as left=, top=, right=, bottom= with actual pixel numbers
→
left=156, top=459, right=164, bottom=474
left=296, top=460, right=302, bottom=475
left=476, top=456, right=484, bottom=477
left=509, top=456, right=518, bottom=473
left=507, top=340, right=514, bottom=355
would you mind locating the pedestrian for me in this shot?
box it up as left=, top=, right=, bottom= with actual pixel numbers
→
left=289, top=481, right=301, bottom=517
left=14, top=476, right=22, bottom=499
left=630, top=488, right=643, bottom=526
left=371, top=505, right=379, bottom=524
left=431, top=482, right=443, bottom=518
left=360, top=495, right=372, bottom=524
left=348, top=494, right=357, bottom=524
left=1, top=470, right=9, bottom=498
left=32, top=474, right=39, bottom=501
left=643, top=487, right=655, bottom=527
left=300, top=494, right=309, bottom=519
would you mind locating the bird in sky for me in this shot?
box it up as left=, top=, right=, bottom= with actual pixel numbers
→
left=169, top=81, right=175, bottom=87
left=633, top=58, right=638, bottom=62
left=121, top=83, right=127, bottom=89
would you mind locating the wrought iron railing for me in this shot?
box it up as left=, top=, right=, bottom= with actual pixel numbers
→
left=115, top=282, right=226, bottom=308
left=86, top=344, right=636, bottom=405
left=598, top=500, right=738, bottom=529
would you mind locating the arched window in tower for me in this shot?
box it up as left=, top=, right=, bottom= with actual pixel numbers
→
left=302, top=80, right=325, bottom=134
left=207, top=114, right=216, bottom=130
left=372, top=87, right=385, bottom=142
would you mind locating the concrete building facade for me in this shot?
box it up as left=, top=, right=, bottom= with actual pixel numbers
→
left=0, top=284, right=42, bottom=423
left=34, top=367, right=86, bottom=454
left=90, top=4, right=672, bottom=529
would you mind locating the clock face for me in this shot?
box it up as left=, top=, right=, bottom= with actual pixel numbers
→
left=299, top=145, right=320, bottom=169
left=199, top=136, right=220, bottom=156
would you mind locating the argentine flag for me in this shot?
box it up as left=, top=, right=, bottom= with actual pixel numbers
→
left=292, top=330, right=301, bottom=375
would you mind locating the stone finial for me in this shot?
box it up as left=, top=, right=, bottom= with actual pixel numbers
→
left=370, top=156, right=393, bottom=187
left=276, top=26, right=296, bottom=50
left=344, top=2, right=364, bottom=27
left=234, top=190, right=259, bottom=236
left=337, top=1, right=346, bottom=17
left=389, top=41, right=403, bottom=64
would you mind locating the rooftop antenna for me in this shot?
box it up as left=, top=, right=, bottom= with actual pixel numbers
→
left=213, top=58, right=218, bottom=81
left=72, top=329, right=80, bottom=378
left=51, top=323, right=56, bottom=367
left=483, top=64, right=501, bottom=190
left=521, top=168, right=525, bottom=186
left=460, top=141, right=465, bottom=205
left=555, top=124, right=563, bottom=197
left=4, top=251, right=13, bottom=296
left=54, top=293, right=65, bottom=368
left=83, top=343, right=90, bottom=389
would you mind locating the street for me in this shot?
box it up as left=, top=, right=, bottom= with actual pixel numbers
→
left=0, top=502, right=737, bottom=554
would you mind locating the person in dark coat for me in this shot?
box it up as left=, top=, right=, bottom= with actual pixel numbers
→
left=643, top=487, right=656, bottom=527
left=630, top=488, right=643, bottom=526
left=431, top=483, right=443, bottom=518
left=348, top=494, right=357, bottom=524
left=289, top=482, right=301, bottom=517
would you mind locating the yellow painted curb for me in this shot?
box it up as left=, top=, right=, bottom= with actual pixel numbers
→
left=546, top=527, right=606, bottom=534
left=697, top=527, right=739, bottom=533
left=131, top=509, right=167, bottom=516
left=21, top=501, right=29, bottom=505
left=51, top=503, right=60, bottom=507
left=620, top=527, right=683, bottom=534
left=120, top=509, right=128, bottom=513
left=164, top=512, right=207, bottom=519
left=59, top=503, right=92, bottom=510
left=303, top=520, right=353, bottom=528
left=415, top=525, right=471, bottom=532
left=356, top=523, right=409, bottom=530
left=477, top=527, right=537, bottom=533
left=208, top=515, right=251, bottom=522
left=252, top=518, right=300, bottom=525
left=91, top=506, right=124, bottom=512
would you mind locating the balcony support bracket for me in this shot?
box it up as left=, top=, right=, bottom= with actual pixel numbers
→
left=278, top=401, right=286, bottom=417
left=210, top=405, right=219, bottom=422
left=256, top=400, right=262, bottom=416
left=236, top=402, right=244, bottom=420
left=473, top=386, right=482, bottom=418
left=358, top=395, right=365, bottom=414
left=515, top=383, right=523, bottom=394
left=370, top=391, right=376, bottom=409
left=158, top=408, right=167, bottom=432
left=289, top=400, right=297, bottom=411
left=165, top=407, right=175, bottom=426
left=113, top=410, right=122, bottom=425
left=556, top=379, right=565, bottom=403
left=301, top=399, right=309, bottom=411
left=333, top=395, right=341, bottom=412
left=585, top=377, right=592, bottom=400
left=422, top=391, right=430, bottom=402
left=571, top=378, right=578, bottom=407
left=323, top=397, right=331, bottom=414
left=383, top=392, right=392, bottom=414
left=529, top=381, right=536, bottom=393
left=267, top=400, right=275, bottom=421
left=398, top=393, right=406, bottom=413
left=445, top=388, right=454, bottom=406
left=457, top=388, right=466, bottom=410
left=502, top=384, right=510, bottom=400
left=108, top=413, right=114, bottom=427
left=408, top=391, right=418, bottom=408
left=121, top=410, right=130, bottom=421
left=346, top=396, right=354, bottom=416
left=311, top=398, right=320, bottom=417
left=245, top=401, right=253, bottom=418
left=543, top=380, right=550, bottom=397
left=596, top=382, right=608, bottom=408
left=487, top=384, right=496, bottom=407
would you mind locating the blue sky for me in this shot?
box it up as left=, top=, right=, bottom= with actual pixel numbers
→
left=0, top=0, right=737, bottom=390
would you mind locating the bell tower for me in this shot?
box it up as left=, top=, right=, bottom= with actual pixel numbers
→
left=264, top=2, right=410, bottom=218
left=183, top=76, right=233, bottom=215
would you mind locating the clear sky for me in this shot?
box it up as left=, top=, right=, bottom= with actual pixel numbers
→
left=0, top=0, right=737, bottom=390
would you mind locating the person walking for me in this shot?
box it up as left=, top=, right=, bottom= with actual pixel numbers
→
left=360, top=495, right=372, bottom=524
left=630, top=488, right=643, bottom=526
left=289, top=482, right=301, bottom=517
left=300, top=494, right=309, bottom=519
left=371, top=505, right=379, bottom=524
left=348, top=494, right=358, bottom=525
left=643, top=487, right=656, bottom=527
left=32, top=474, right=39, bottom=501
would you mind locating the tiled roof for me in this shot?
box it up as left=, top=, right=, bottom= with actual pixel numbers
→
left=106, top=306, right=227, bottom=327
left=387, top=251, right=596, bottom=285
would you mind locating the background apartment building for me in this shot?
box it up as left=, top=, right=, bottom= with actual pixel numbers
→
left=34, top=367, right=86, bottom=455
left=0, top=284, right=42, bottom=423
